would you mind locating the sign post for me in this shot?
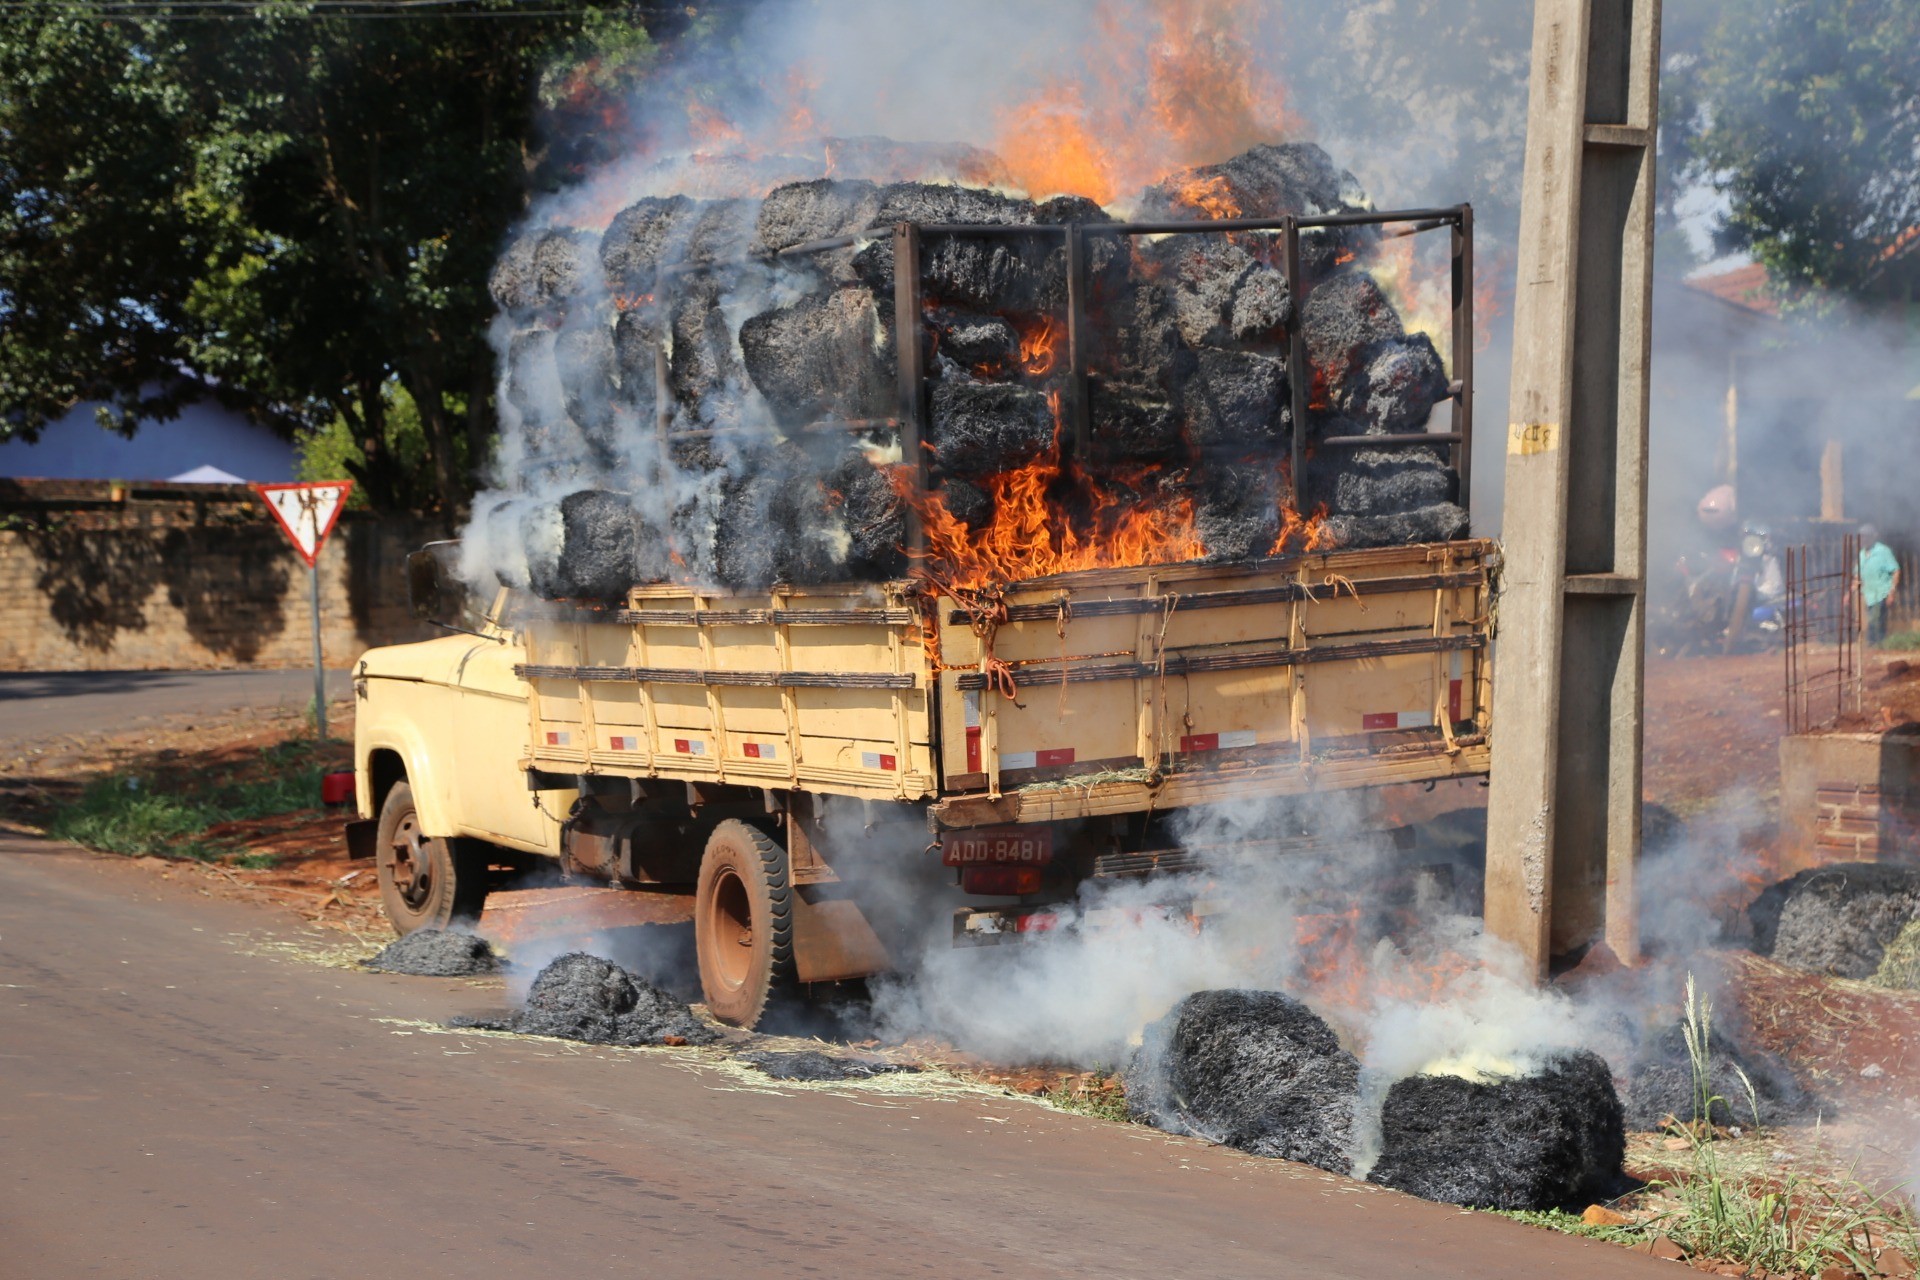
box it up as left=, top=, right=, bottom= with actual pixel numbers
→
left=252, top=481, right=354, bottom=739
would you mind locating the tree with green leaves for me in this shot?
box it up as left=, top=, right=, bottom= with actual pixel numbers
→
left=1688, top=0, right=1920, bottom=300
left=0, top=1, right=665, bottom=516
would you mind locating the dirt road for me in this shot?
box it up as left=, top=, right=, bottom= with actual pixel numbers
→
left=0, top=838, right=1669, bottom=1279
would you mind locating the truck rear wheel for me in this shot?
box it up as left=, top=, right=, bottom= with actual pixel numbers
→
left=694, top=819, right=795, bottom=1028
left=375, top=781, right=488, bottom=934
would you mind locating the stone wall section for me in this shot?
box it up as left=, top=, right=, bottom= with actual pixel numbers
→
left=0, top=479, right=443, bottom=671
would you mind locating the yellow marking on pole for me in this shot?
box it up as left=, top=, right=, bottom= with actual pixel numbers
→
left=1508, top=422, right=1560, bottom=456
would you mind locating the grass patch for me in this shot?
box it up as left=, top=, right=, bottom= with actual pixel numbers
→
left=46, top=739, right=335, bottom=861
left=1879, top=629, right=1920, bottom=651
left=1044, top=1072, right=1132, bottom=1122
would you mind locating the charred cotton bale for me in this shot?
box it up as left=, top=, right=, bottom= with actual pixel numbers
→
left=738, top=289, right=892, bottom=428
left=930, top=309, right=1018, bottom=374
left=1141, top=237, right=1292, bottom=348
left=938, top=476, right=994, bottom=529
left=931, top=379, right=1054, bottom=475
left=611, top=305, right=665, bottom=411
left=1326, top=503, right=1470, bottom=549
left=1311, top=448, right=1456, bottom=516
left=525, top=490, right=641, bottom=601
left=365, top=929, right=502, bottom=977
left=830, top=451, right=907, bottom=580
left=1138, top=142, right=1370, bottom=226
left=1302, top=272, right=1405, bottom=374
left=1124, top=989, right=1360, bottom=1172
left=1182, top=348, right=1289, bottom=448
left=1335, top=335, right=1451, bottom=435
left=473, top=953, right=718, bottom=1046
left=1193, top=464, right=1281, bottom=562
left=682, top=198, right=756, bottom=267
left=1090, top=380, right=1183, bottom=462
left=668, top=276, right=749, bottom=420
left=1748, top=862, right=1920, bottom=979
left=1367, top=1051, right=1627, bottom=1210
left=755, top=177, right=881, bottom=253
left=601, top=195, right=695, bottom=293
left=1623, top=1022, right=1818, bottom=1130
left=553, top=322, right=620, bottom=461
left=850, top=182, right=1040, bottom=309
left=490, top=228, right=598, bottom=318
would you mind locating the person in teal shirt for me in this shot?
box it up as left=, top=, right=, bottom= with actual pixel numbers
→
left=1859, top=525, right=1901, bottom=645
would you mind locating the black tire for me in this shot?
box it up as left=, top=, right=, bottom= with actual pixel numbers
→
left=694, top=819, right=795, bottom=1028
left=374, top=781, right=489, bottom=934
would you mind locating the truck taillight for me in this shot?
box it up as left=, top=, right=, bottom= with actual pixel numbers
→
left=321, top=771, right=355, bottom=807
left=961, top=865, right=1043, bottom=896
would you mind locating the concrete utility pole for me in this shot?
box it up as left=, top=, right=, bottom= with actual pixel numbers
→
left=1484, top=0, right=1662, bottom=978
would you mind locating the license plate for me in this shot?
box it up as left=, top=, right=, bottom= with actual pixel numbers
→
left=940, top=825, right=1054, bottom=868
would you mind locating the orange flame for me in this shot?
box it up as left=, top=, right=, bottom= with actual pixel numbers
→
left=902, top=451, right=1206, bottom=591
left=989, top=0, right=1297, bottom=205
left=1170, top=172, right=1241, bottom=221
left=1018, top=315, right=1064, bottom=377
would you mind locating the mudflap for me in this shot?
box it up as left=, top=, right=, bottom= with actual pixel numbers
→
left=791, top=885, right=891, bottom=983
left=344, top=818, right=378, bottom=861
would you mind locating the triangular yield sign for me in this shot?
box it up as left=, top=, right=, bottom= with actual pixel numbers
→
left=252, top=481, right=354, bottom=567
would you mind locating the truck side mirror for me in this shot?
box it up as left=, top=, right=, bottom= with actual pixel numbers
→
left=406, top=541, right=463, bottom=622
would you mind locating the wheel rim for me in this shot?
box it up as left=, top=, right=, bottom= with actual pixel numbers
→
left=388, top=811, right=436, bottom=911
left=705, top=866, right=753, bottom=992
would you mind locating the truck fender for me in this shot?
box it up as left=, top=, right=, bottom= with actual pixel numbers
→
left=358, top=724, right=460, bottom=839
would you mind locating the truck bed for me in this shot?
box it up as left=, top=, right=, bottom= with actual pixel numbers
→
left=513, top=538, right=1497, bottom=823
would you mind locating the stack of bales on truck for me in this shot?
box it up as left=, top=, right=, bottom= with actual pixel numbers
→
left=350, top=141, right=1496, bottom=1028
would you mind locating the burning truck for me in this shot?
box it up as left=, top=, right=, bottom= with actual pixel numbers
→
left=347, top=140, right=1496, bottom=1030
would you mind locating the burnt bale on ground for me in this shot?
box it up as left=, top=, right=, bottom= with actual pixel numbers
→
left=931, top=379, right=1055, bottom=475
left=738, top=1049, right=919, bottom=1081
left=1623, top=1021, right=1819, bottom=1130
left=738, top=289, right=893, bottom=428
left=1749, top=862, right=1920, bottom=979
left=1367, top=1051, right=1627, bottom=1210
left=1123, top=989, right=1360, bottom=1173
left=366, top=929, right=502, bottom=978
left=474, top=952, right=719, bottom=1046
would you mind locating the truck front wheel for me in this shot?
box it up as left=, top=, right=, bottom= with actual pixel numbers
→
left=694, top=819, right=795, bottom=1028
left=375, top=781, right=488, bottom=933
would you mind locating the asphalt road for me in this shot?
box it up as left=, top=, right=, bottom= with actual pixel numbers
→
left=0, top=669, right=353, bottom=744
left=0, top=838, right=1673, bottom=1279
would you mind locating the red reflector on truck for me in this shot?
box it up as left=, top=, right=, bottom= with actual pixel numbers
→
left=941, top=825, right=1054, bottom=867
left=961, top=865, right=1043, bottom=896
left=321, top=771, right=355, bottom=807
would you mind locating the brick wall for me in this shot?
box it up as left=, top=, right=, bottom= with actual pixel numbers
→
left=0, top=478, right=445, bottom=671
